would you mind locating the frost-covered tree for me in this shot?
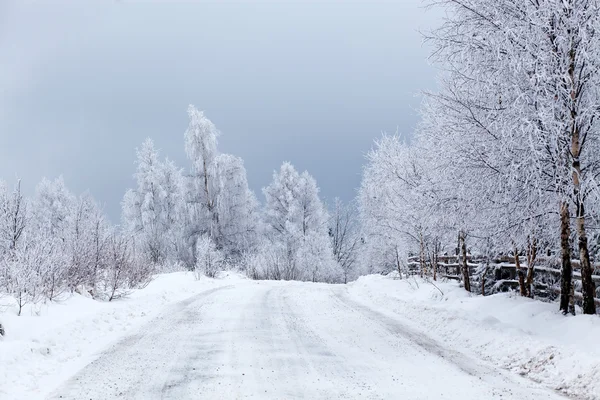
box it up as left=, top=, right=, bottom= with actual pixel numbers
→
left=32, top=176, right=74, bottom=241
left=262, top=162, right=305, bottom=280
left=423, top=0, right=600, bottom=313
left=30, top=177, right=75, bottom=299
left=183, top=105, right=259, bottom=265
left=0, top=180, right=37, bottom=314
left=329, top=198, right=360, bottom=283
left=262, top=162, right=339, bottom=282
left=213, top=154, right=259, bottom=257
left=182, top=106, right=260, bottom=263
left=184, top=105, right=220, bottom=247
left=194, top=235, right=224, bottom=279
left=122, top=138, right=185, bottom=266
left=359, top=135, right=444, bottom=280
left=0, top=180, right=27, bottom=255
left=68, top=193, right=111, bottom=293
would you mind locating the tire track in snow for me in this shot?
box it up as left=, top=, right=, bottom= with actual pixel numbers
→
left=47, top=285, right=234, bottom=400
left=47, top=281, right=569, bottom=400
left=274, top=285, right=385, bottom=400
left=334, top=286, right=571, bottom=400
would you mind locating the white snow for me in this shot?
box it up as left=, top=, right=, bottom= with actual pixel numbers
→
left=0, top=272, right=239, bottom=400
left=1, top=272, right=597, bottom=400
left=347, top=273, right=600, bottom=400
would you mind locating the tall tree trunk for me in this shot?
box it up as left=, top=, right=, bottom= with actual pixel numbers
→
left=569, top=283, right=576, bottom=316
left=567, top=35, right=596, bottom=315
left=395, top=246, right=403, bottom=279
left=203, top=158, right=218, bottom=240
left=419, top=231, right=426, bottom=278
left=432, top=240, right=439, bottom=282
left=459, top=230, right=471, bottom=292
left=515, top=245, right=526, bottom=296
left=525, top=235, right=537, bottom=298
left=559, top=202, right=573, bottom=314
left=576, top=203, right=596, bottom=314
left=481, top=257, right=490, bottom=296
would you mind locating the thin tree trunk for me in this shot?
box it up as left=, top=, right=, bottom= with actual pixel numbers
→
left=203, top=158, right=218, bottom=240
left=559, top=202, right=573, bottom=314
left=432, top=240, right=439, bottom=282
left=459, top=230, right=471, bottom=292
left=395, top=246, right=403, bottom=279
left=525, top=235, right=537, bottom=298
left=419, top=231, right=425, bottom=278
left=481, top=256, right=490, bottom=296
left=569, top=283, right=576, bottom=316
left=576, top=204, right=596, bottom=314
left=567, top=33, right=596, bottom=315
left=515, top=245, right=526, bottom=297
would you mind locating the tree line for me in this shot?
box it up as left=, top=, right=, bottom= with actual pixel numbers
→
left=0, top=106, right=362, bottom=316
left=4, top=0, right=599, bottom=319
left=359, top=0, right=600, bottom=315
left=120, top=105, right=361, bottom=283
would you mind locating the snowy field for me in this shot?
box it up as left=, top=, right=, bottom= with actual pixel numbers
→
left=1, top=272, right=598, bottom=400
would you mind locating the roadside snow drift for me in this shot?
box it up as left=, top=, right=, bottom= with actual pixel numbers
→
left=347, top=274, right=600, bottom=400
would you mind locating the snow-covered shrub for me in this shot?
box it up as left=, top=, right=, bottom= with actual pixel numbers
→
left=1, top=244, right=43, bottom=315
left=194, top=235, right=224, bottom=279
left=128, top=257, right=155, bottom=290
left=243, top=243, right=285, bottom=280
left=297, top=234, right=343, bottom=283
left=99, top=233, right=153, bottom=301
left=37, top=238, right=69, bottom=301
left=66, top=193, right=111, bottom=294
left=156, top=261, right=188, bottom=274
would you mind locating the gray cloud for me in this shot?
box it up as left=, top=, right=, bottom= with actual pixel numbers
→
left=0, top=0, right=440, bottom=220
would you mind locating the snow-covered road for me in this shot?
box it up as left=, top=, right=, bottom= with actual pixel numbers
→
left=48, top=280, right=566, bottom=400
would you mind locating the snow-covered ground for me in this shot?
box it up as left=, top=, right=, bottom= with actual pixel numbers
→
left=1, top=272, right=597, bottom=399
left=0, top=272, right=240, bottom=399
left=347, top=274, right=600, bottom=400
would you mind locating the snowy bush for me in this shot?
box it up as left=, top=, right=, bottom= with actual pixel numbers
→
left=296, top=234, right=342, bottom=283
left=243, top=243, right=287, bottom=281
left=98, top=233, right=153, bottom=301
left=194, top=235, right=224, bottom=279
left=1, top=245, right=43, bottom=316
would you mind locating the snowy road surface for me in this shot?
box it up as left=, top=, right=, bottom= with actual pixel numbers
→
left=48, top=281, right=566, bottom=400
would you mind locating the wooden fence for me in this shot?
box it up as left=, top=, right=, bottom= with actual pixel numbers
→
left=406, top=254, right=600, bottom=305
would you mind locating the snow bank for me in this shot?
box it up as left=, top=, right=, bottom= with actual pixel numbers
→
left=347, top=274, right=600, bottom=400
left=0, top=272, right=234, bottom=400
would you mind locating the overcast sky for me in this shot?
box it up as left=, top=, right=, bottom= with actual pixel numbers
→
left=0, top=0, right=441, bottom=221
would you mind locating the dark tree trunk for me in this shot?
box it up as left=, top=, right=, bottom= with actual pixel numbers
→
left=576, top=203, right=596, bottom=314
left=481, top=253, right=490, bottom=296
left=559, top=202, right=573, bottom=314
left=515, top=246, right=526, bottom=297
left=459, top=231, right=471, bottom=292
left=432, top=240, right=439, bottom=282
left=525, top=236, right=537, bottom=298
left=419, top=232, right=426, bottom=278
left=569, top=284, right=576, bottom=316
left=566, top=33, right=595, bottom=315
left=395, top=246, right=403, bottom=279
